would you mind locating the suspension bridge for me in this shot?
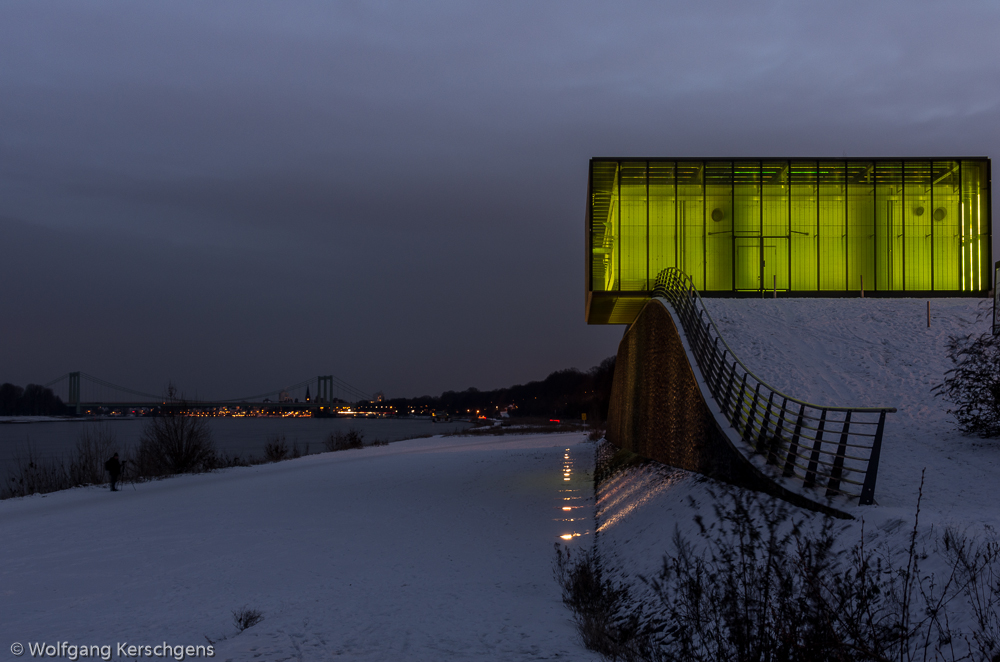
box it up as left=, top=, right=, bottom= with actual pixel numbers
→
left=42, top=372, right=372, bottom=416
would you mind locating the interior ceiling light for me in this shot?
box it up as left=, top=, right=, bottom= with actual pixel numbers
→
left=711, top=208, right=725, bottom=222
left=934, top=208, right=948, bottom=221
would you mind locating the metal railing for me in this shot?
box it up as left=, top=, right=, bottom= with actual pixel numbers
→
left=652, top=268, right=896, bottom=505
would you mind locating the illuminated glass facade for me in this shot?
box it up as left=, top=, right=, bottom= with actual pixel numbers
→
left=587, top=158, right=993, bottom=324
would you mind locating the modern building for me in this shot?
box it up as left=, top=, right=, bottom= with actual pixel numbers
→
left=586, top=158, right=992, bottom=324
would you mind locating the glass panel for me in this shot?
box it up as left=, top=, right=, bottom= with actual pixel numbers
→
left=876, top=162, right=903, bottom=290
left=705, top=162, right=733, bottom=290
left=619, top=162, right=648, bottom=291
left=590, top=160, right=619, bottom=291
left=789, top=161, right=817, bottom=290
left=733, top=161, right=761, bottom=290
left=846, top=162, right=875, bottom=291
left=676, top=162, right=704, bottom=288
left=818, top=161, right=846, bottom=290
left=762, top=161, right=789, bottom=291
left=648, top=162, right=676, bottom=282
left=903, top=161, right=932, bottom=290
left=962, top=161, right=988, bottom=291
left=932, top=161, right=961, bottom=290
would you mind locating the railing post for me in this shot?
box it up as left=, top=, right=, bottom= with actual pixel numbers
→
left=709, top=340, right=723, bottom=396
left=722, top=361, right=738, bottom=422
left=710, top=347, right=726, bottom=399
left=804, top=409, right=827, bottom=489
left=736, top=372, right=750, bottom=436
left=784, top=404, right=805, bottom=478
left=859, top=411, right=887, bottom=505
left=769, top=397, right=788, bottom=465
left=743, top=382, right=761, bottom=444
left=755, top=390, right=774, bottom=453
left=826, top=411, right=852, bottom=497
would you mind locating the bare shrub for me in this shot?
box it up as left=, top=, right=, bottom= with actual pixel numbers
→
left=135, top=415, right=217, bottom=475
left=263, top=434, right=289, bottom=462
left=68, top=423, right=119, bottom=485
left=324, top=428, right=364, bottom=452
left=935, top=331, right=1000, bottom=438
left=560, top=475, right=1000, bottom=662
left=232, top=606, right=264, bottom=632
left=290, top=440, right=301, bottom=458
left=587, top=426, right=606, bottom=442
left=2, top=446, right=70, bottom=498
left=554, top=544, right=656, bottom=661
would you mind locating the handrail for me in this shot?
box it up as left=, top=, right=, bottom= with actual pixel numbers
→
left=652, top=268, right=896, bottom=505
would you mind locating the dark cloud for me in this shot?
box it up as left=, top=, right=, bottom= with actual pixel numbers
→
left=1, top=1, right=997, bottom=398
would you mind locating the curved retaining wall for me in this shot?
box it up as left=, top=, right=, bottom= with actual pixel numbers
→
left=606, top=298, right=850, bottom=518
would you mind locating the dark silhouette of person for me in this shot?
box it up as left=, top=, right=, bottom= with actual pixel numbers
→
left=105, top=453, right=122, bottom=491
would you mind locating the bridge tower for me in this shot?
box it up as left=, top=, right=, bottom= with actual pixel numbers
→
left=68, top=371, right=81, bottom=415
left=317, top=375, right=334, bottom=405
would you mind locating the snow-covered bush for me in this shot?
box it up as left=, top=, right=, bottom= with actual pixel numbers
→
left=935, top=332, right=1000, bottom=438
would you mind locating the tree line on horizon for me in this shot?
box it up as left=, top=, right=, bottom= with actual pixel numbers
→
left=384, top=356, right=617, bottom=422
left=0, top=383, right=70, bottom=416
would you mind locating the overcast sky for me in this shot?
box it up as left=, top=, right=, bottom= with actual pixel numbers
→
left=2, top=1, right=998, bottom=400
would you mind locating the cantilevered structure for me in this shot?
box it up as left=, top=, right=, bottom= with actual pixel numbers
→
left=586, top=158, right=992, bottom=324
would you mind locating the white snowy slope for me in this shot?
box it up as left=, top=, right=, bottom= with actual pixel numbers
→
left=596, top=297, right=1000, bottom=642
left=702, top=296, right=1000, bottom=530
left=0, top=434, right=599, bottom=662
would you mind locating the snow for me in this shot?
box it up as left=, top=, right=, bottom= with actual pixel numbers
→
left=700, top=296, right=999, bottom=530
left=4, top=296, right=999, bottom=661
left=0, top=434, right=600, bottom=661
left=595, top=296, right=1000, bottom=647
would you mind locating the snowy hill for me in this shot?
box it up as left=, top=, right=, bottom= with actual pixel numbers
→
left=701, top=296, right=999, bottom=529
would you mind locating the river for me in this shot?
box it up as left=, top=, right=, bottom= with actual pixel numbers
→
left=0, top=416, right=472, bottom=477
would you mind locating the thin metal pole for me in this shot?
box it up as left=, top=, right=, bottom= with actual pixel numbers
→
left=859, top=410, right=887, bottom=505
left=804, top=408, right=827, bottom=489
left=827, top=410, right=852, bottom=497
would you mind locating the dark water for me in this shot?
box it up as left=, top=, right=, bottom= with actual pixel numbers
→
left=0, top=417, right=471, bottom=475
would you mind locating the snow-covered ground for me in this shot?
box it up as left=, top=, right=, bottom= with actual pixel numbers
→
left=1, top=434, right=599, bottom=661
left=701, top=296, right=999, bottom=530
left=4, top=297, right=998, bottom=661
left=596, top=296, right=1000, bottom=652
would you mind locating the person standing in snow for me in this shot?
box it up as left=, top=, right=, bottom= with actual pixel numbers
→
left=105, top=453, right=122, bottom=491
